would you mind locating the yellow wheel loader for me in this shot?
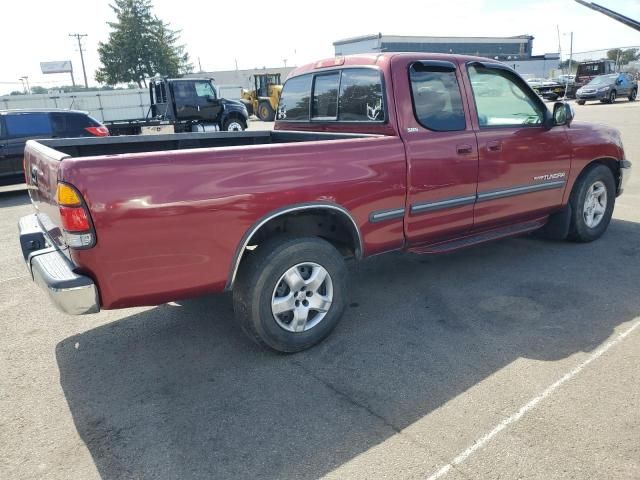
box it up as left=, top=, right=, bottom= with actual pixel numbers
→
left=240, top=73, right=282, bottom=121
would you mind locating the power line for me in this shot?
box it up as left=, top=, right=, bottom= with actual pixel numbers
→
left=69, top=33, right=89, bottom=88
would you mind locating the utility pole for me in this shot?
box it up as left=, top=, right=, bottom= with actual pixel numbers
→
left=561, top=31, right=573, bottom=100
left=19, top=76, right=31, bottom=94
left=69, top=33, right=89, bottom=88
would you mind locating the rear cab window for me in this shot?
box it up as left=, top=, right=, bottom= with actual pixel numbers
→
left=277, top=68, right=385, bottom=123
left=312, top=73, right=339, bottom=120
left=4, top=113, right=52, bottom=138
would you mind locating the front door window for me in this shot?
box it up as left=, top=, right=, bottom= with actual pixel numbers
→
left=468, top=65, right=543, bottom=127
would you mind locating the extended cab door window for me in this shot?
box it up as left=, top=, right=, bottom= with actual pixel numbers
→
left=468, top=64, right=543, bottom=127
left=409, top=63, right=466, bottom=131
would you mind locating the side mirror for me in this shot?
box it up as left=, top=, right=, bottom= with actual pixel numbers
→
left=206, top=95, right=218, bottom=103
left=552, top=102, right=574, bottom=127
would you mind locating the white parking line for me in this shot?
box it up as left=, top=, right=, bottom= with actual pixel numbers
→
left=425, top=319, right=640, bottom=480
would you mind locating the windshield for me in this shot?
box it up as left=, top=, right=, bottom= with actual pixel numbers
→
left=587, top=75, right=616, bottom=86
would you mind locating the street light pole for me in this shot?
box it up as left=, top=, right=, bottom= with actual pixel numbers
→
left=69, top=33, right=89, bottom=88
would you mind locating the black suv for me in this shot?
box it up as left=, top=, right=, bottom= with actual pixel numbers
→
left=0, top=109, right=108, bottom=185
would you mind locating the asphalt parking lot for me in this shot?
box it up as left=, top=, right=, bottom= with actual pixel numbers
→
left=1, top=101, right=639, bottom=480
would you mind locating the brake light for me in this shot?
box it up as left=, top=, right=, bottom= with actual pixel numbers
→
left=56, top=183, right=96, bottom=248
left=314, top=56, right=345, bottom=69
left=85, top=126, right=110, bottom=137
left=59, top=206, right=90, bottom=231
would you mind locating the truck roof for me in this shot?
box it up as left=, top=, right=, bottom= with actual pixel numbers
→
left=286, top=52, right=506, bottom=80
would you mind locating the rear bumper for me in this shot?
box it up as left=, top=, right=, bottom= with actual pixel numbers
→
left=18, top=214, right=99, bottom=315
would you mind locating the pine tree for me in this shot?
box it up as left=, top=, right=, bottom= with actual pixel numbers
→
left=96, top=0, right=193, bottom=87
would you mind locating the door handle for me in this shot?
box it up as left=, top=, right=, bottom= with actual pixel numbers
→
left=487, top=140, right=502, bottom=152
left=456, top=144, right=473, bottom=155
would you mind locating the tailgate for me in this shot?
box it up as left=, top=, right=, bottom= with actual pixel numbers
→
left=23, top=140, right=70, bottom=250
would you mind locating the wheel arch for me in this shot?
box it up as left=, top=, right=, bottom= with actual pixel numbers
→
left=226, top=202, right=363, bottom=290
left=221, top=110, right=248, bottom=128
left=574, top=157, right=621, bottom=195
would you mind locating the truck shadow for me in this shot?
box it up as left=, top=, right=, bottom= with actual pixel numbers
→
left=56, top=218, right=640, bottom=480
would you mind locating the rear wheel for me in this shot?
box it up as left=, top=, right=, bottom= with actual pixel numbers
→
left=629, top=88, right=637, bottom=101
left=568, top=164, right=615, bottom=242
left=608, top=90, right=617, bottom=103
left=257, top=102, right=275, bottom=121
left=576, top=100, right=585, bottom=105
left=233, top=236, right=347, bottom=352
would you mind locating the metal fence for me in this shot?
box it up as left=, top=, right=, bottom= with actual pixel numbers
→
left=563, top=46, right=640, bottom=71
left=0, top=89, right=150, bottom=122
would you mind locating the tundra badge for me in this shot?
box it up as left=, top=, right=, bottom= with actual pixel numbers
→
left=534, top=172, right=566, bottom=181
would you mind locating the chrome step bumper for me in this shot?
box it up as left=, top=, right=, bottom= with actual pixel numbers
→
left=18, top=214, right=99, bottom=315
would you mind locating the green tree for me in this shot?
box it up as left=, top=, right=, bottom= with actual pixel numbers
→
left=30, top=86, right=48, bottom=94
left=95, top=0, right=192, bottom=87
left=559, top=59, right=579, bottom=72
left=606, top=48, right=640, bottom=66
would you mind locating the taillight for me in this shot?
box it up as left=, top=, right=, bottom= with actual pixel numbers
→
left=85, top=126, right=110, bottom=137
left=56, top=183, right=96, bottom=248
left=60, top=206, right=91, bottom=231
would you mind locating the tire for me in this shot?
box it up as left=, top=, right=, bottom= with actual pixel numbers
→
left=567, top=164, right=616, bottom=243
left=233, top=236, right=348, bottom=352
left=629, top=88, right=637, bottom=101
left=223, top=117, right=246, bottom=131
left=576, top=100, right=585, bottom=105
left=257, top=102, right=275, bottom=121
left=608, top=90, right=616, bottom=103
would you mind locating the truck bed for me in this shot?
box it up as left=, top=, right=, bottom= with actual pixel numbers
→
left=24, top=129, right=406, bottom=309
left=35, top=130, right=377, bottom=158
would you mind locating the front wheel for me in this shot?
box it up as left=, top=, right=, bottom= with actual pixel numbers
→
left=568, top=164, right=615, bottom=242
left=257, top=102, right=275, bottom=121
left=629, top=89, right=637, bottom=101
left=223, top=118, right=246, bottom=131
left=233, top=237, right=347, bottom=352
left=576, top=100, right=585, bottom=105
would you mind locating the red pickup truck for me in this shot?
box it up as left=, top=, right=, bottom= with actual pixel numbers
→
left=19, top=53, right=631, bottom=352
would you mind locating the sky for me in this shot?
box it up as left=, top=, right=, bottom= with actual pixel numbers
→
left=1, top=0, right=638, bottom=94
